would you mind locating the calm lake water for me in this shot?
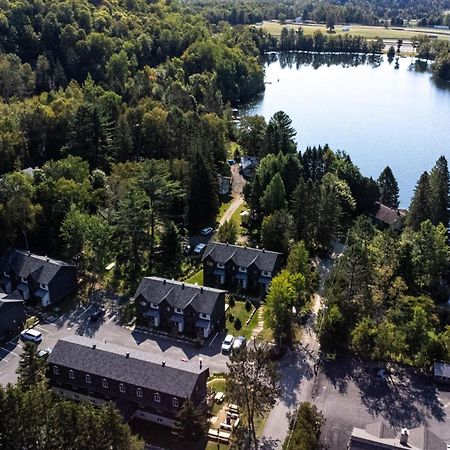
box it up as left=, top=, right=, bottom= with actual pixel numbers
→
left=243, top=52, right=450, bottom=207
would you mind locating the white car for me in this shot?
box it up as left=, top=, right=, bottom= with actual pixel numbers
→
left=201, top=227, right=213, bottom=236
left=221, top=334, right=234, bottom=353
left=193, top=243, right=207, bottom=255
left=20, top=328, right=43, bottom=344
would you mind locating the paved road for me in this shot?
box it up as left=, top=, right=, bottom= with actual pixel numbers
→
left=0, top=305, right=230, bottom=386
left=259, top=251, right=336, bottom=449
left=219, top=164, right=246, bottom=227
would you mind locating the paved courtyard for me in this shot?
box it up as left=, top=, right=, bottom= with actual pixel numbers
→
left=0, top=304, right=230, bottom=386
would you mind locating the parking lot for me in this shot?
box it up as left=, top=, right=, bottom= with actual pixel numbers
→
left=0, top=304, right=231, bottom=386
left=314, top=358, right=450, bottom=449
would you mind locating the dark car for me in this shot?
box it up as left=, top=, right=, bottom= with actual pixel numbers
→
left=90, top=308, right=105, bottom=322
left=38, top=347, right=52, bottom=359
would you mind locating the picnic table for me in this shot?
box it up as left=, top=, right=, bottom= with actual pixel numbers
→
left=214, top=391, right=225, bottom=403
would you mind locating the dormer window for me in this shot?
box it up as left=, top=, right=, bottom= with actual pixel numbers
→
left=3, top=271, right=9, bottom=278
left=261, top=270, right=271, bottom=277
left=53, top=366, right=59, bottom=375
left=175, top=307, right=183, bottom=314
left=136, top=388, right=143, bottom=398
left=69, top=370, right=75, bottom=380
left=40, top=283, right=47, bottom=290
left=238, top=266, right=247, bottom=273
left=154, top=393, right=160, bottom=403
left=150, top=302, right=158, bottom=309
left=217, top=262, right=224, bottom=269
left=85, top=374, right=91, bottom=384
left=172, top=398, right=179, bottom=407
left=20, top=277, right=28, bottom=283
left=102, top=379, right=108, bottom=389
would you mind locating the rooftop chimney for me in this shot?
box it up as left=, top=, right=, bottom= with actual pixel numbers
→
left=262, top=248, right=265, bottom=253
left=399, top=428, right=409, bottom=445
left=181, top=283, right=185, bottom=290
left=200, top=287, right=204, bottom=293
left=126, top=352, right=130, bottom=359
left=199, top=357, right=203, bottom=370
left=92, top=344, right=96, bottom=350
left=162, top=360, right=166, bottom=367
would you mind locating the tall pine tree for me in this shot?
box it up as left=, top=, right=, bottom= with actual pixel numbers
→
left=378, top=166, right=399, bottom=208
left=429, top=156, right=450, bottom=227
left=407, top=171, right=431, bottom=230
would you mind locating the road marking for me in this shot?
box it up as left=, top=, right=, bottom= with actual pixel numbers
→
left=208, top=332, right=219, bottom=347
left=77, top=304, right=94, bottom=320
left=106, top=313, right=117, bottom=325
left=35, top=326, right=50, bottom=333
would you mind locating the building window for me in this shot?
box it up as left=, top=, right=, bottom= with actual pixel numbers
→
left=154, top=393, right=161, bottom=403
left=53, top=366, right=59, bottom=375
left=157, top=418, right=163, bottom=423
left=175, top=307, right=183, bottom=314
left=40, top=283, right=47, bottom=290
left=102, top=379, right=108, bottom=389
left=119, top=383, right=125, bottom=393
left=20, top=276, right=28, bottom=283
left=166, top=307, right=171, bottom=312
left=238, top=266, right=247, bottom=273
left=140, top=301, right=146, bottom=306
left=217, top=262, right=224, bottom=268
left=137, top=388, right=143, bottom=398
left=85, top=374, right=91, bottom=384
left=69, top=370, right=75, bottom=380
left=172, top=398, right=179, bottom=407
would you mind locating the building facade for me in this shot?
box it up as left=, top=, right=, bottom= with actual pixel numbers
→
left=203, top=242, right=283, bottom=293
left=0, top=289, right=25, bottom=341
left=134, top=277, right=226, bottom=339
left=47, top=336, right=209, bottom=428
left=0, top=249, right=77, bottom=307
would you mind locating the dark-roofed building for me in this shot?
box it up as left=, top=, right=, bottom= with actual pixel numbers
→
left=0, top=249, right=77, bottom=307
left=348, top=421, right=447, bottom=450
left=371, top=202, right=407, bottom=231
left=0, top=288, right=25, bottom=340
left=47, top=336, right=209, bottom=428
left=134, top=277, right=226, bottom=339
left=434, top=361, right=450, bottom=384
left=203, top=242, right=283, bottom=293
left=240, top=156, right=259, bottom=179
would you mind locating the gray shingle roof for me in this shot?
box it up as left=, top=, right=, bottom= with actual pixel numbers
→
left=134, top=277, right=225, bottom=315
left=47, top=336, right=208, bottom=398
left=203, top=242, right=282, bottom=272
left=0, top=249, right=75, bottom=285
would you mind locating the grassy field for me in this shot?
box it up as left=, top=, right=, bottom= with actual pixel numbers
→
left=186, top=269, right=204, bottom=285
left=259, top=21, right=450, bottom=41
left=225, top=300, right=259, bottom=339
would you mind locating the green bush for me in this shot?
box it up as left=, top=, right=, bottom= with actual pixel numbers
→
left=229, top=296, right=236, bottom=308
left=228, top=314, right=234, bottom=322
left=234, top=317, right=242, bottom=330
left=245, top=300, right=252, bottom=312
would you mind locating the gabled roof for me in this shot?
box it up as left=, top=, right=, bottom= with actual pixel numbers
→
left=0, top=289, right=24, bottom=303
left=48, top=336, right=208, bottom=398
left=374, top=202, right=406, bottom=226
left=134, top=277, right=225, bottom=315
left=203, top=242, right=282, bottom=272
left=0, top=249, right=75, bottom=285
left=241, top=156, right=259, bottom=171
left=349, top=421, right=447, bottom=450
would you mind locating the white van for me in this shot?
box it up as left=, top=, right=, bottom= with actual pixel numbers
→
left=20, top=328, right=43, bottom=344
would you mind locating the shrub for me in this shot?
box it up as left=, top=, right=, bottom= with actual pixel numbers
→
left=229, top=297, right=236, bottom=308
left=228, top=314, right=234, bottom=322
left=245, top=300, right=252, bottom=312
left=234, top=317, right=242, bottom=330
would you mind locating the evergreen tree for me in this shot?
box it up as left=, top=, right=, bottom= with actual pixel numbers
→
left=407, top=171, right=431, bottom=230
left=158, top=221, right=182, bottom=278
left=378, top=166, right=399, bottom=208
left=16, top=342, right=47, bottom=389
left=176, top=398, right=208, bottom=441
left=261, top=210, right=291, bottom=254
left=187, top=152, right=218, bottom=231
left=265, top=111, right=297, bottom=155
left=217, top=220, right=238, bottom=244
left=429, top=156, right=450, bottom=227
left=261, top=173, right=287, bottom=214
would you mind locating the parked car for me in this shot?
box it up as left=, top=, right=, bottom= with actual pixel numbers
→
left=232, top=336, right=247, bottom=353
left=20, top=328, right=42, bottom=344
left=221, top=334, right=234, bottom=353
left=90, top=308, right=105, bottom=322
left=38, top=347, right=52, bottom=359
left=193, top=243, right=207, bottom=255
left=201, top=227, right=213, bottom=236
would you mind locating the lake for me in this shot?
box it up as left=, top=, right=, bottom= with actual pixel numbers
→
left=243, top=52, right=450, bottom=207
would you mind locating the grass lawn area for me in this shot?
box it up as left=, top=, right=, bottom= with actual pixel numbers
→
left=225, top=300, right=259, bottom=340
left=186, top=269, right=204, bottom=285
left=207, top=377, right=227, bottom=393
left=206, top=442, right=229, bottom=450
left=259, top=21, right=450, bottom=40
left=217, top=197, right=233, bottom=222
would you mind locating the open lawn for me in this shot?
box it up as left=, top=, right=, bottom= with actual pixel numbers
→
left=258, top=21, right=450, bottom=41
left=225, top=300, right=259, bottom=340
left=186, top=269, right=204, bottom=285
